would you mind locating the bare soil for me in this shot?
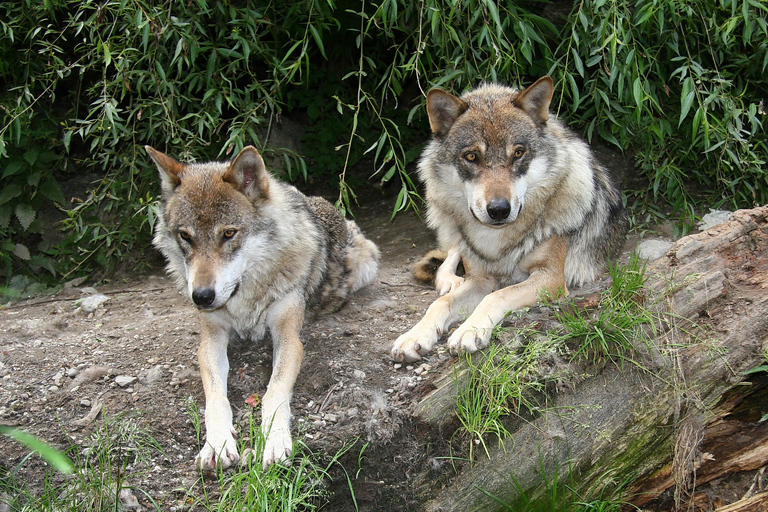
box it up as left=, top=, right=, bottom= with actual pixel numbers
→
left=0, top=181, right=764, bottom=511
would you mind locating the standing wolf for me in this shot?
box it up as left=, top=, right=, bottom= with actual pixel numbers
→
left=146, top=145, right=379, bottom=469
left=391, top=76, right=627, bottom=363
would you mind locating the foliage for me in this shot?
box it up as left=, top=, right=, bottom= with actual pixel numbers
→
left=1, top=0, right=766, bottom=290
left=550, top=0, right=768, bottom=227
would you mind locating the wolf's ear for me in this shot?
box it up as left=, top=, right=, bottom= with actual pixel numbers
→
left=513, top=76, right=554, bottom=124
left=224, top=146, right=270, bottom=200
left=145, top=146, right=185, bottom=196
left=426, top=89, right=469, bottom=136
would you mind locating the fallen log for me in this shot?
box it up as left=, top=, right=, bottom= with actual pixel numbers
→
left=415, top=206, right=768, bottom=512
left=714, top=491, right=768, bottom=512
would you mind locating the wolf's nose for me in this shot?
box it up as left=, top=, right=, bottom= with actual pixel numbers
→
left=487, top=199, right=511, bottom=221
left=192, top=288, right=216, bottom=308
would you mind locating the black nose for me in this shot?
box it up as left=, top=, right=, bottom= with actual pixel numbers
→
left=192, top=287, right=216, bottom=308
left=486, top=199, right=511, bottom=221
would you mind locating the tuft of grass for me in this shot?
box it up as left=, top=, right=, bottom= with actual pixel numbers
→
left=181, top=411, right=360, bottom=512
left=0, top=411, right=360, bottom=511
left=553, top=254, right=653, bottom=367
left=454, top=335, right=555, bottom=461
left=480, top=455, right=638, bottom=512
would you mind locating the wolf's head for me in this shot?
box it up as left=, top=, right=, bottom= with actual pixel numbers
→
left=425, top=76, right=555, bottom=227
left=146, top=146, right=273, bottom=311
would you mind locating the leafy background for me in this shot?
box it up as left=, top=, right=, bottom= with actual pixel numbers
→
left=1, top=0, right=766, bottom=296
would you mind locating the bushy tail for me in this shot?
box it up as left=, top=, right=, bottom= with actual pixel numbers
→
left=412, top=249, right=447, bottom=284
left=345, top=220, right=380, bottom=292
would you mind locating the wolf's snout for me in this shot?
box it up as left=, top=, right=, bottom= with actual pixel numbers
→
left=192, top=287, right=216, bottom=308
left=487, top=199, right=511, bottom=221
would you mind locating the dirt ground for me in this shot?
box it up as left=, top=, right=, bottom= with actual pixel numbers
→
left=0, top=190, right=453, bottom=510
left=0, top=176, right=763, bottom=511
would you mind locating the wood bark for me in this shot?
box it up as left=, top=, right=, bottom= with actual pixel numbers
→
left=415, top=206, right=768, bottom=512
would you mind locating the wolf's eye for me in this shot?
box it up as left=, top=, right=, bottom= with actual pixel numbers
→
left=513, top=147, right=526, bottom=159
left=222, top=228, right=237, bottom=240
left=464, top=152, right=477, bottom=162
left=178, top=230, right=191, bottom=242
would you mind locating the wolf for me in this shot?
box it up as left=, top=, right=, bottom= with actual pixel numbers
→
left=146, top=145, right=379, bottom=469
left=391, top=76, right=627, bottom=363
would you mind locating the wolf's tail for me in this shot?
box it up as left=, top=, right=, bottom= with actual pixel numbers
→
left=344, top=220, right=380, bottom=292
left=412, top=249, right=448, bottom=284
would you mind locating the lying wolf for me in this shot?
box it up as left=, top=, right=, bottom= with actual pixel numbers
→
left=392, top=76, right=627, bottom=363
left=147, top=145, right=380, bottom=469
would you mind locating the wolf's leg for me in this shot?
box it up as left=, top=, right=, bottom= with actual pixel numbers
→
left=261, top=293, right=305, bottom=469
left=435, top=247, right=464, bottom=295
left=195, top=318, right=239, bottom=470
left=391, top=275, right=495, bottom=363
left=448, top=236, right=568, bottom=354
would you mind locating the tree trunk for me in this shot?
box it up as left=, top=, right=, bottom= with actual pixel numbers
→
left=415, top=206, right=768, bottom=512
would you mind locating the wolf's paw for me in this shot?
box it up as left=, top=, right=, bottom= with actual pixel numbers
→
left=195, top=428, right=239, bottom=471
left=391, top=326, right=438, bottom=363
left=262, top=429, right=293, bottom=470
left=447, top=323, right=493, bottom=356
left=436, top=273, right=464, bottom=296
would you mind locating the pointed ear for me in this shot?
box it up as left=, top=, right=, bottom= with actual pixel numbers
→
left=145, top=145, right=185, bottom=196
left=513, top=76, right=554, bottom=124
left=426, top=88, right=469, bottom=136
left=223, top=146, right=270, bottom=200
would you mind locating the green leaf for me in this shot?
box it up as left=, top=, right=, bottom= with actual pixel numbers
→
left=0, top=183, right=22, bottom=205
left=679, top=78, right=696, bottom=126
left=2, top=161, right=24, bottom=179
left=309, top=24, right=326, bottom=59
left=15, top=203, right=36, bottom=230
left=23, top=149, right=39, bottom=166
left=632, top=77, right=643, bottom=109
left=0, top=425, right=73, bottom=473
left=13, top=243, right=30, bottom=260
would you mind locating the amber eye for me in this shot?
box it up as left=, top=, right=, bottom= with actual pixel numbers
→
left=178, top=230, right=191, bottom=242
left=464, top=152, right=477, bottom=162
left=513, top=147, right=525, bottom=159
left=222, top=228, right=237, bottom=240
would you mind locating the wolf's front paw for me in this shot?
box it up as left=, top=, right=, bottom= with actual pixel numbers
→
left=447, top=322, right=493, bottom=355
left=436, top=273, right=464, bottom=296
left=262, top=429, right=292, bottom=470
left=391, top=326, right=438, bottom=363
left=195, top=428, right=239, bottom=471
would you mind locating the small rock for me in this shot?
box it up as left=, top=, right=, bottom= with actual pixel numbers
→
left=115, top=375, right=138, bottom=388
left=635, top=239, right=673, bottom=262
left=698, top=209, right=732, bottom=231
left=48, top=385, right=59, bottom=392
left=66, top=368, right=78, bottom=378
left=393, top=363, right=402, bottom=370
left=353, top=369, right=366, bottom=379
left=80, top=398, right=91, bottom=407
left=324, top=413, right=338, bottom=423
left=78, top=293, right=110, bottom=313
left=119, top=488, right=141, bottom=510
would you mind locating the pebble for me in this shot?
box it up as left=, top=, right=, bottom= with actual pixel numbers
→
left=66, top=368, right=78, bottom=378
left=393, top=363, right=402, bottom=370
left=353, top=369, right=366, bottom=379
left=80, top=398, right=91, bottom=407
left=115, top=375, right=138, bottom=387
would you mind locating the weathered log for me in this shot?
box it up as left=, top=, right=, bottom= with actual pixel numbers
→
left=415, top=206, right=768, bottom=512
left=714, top=491, right=768, bottom=512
